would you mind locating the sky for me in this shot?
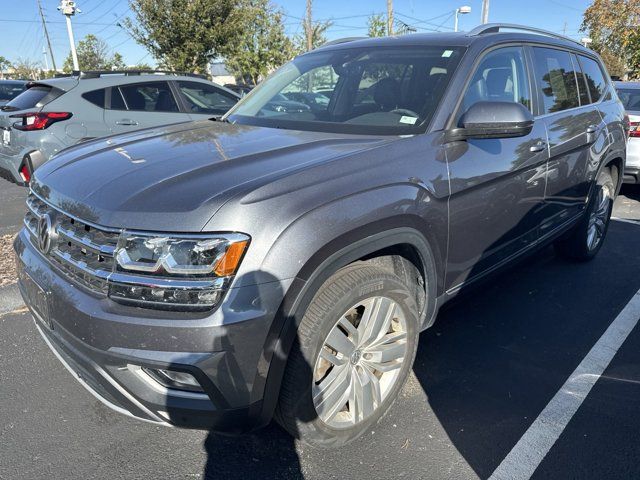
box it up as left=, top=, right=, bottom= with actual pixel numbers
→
left=0, top=0, right=593, bottom=69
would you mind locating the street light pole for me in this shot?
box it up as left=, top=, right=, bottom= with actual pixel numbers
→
left=481, top=0, right=490, bottom=24
left=454, top=6, right=471, bottom=32
left=58, top=0, right=81, bottom=72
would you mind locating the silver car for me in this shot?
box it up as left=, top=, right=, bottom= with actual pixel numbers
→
left=615, top=81, right=640, bottom=183
left=0, top=72, right=240, bottom=185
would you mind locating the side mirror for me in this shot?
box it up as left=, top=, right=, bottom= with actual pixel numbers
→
left=446, top=101, right=534, bottom=142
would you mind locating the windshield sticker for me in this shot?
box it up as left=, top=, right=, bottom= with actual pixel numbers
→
left=442, top=50, right=453, bottom=58
left=399, top=116, right=418, bottom=125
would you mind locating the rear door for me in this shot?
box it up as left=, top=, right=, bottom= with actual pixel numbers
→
left=529, top=46, right=606, bottom=236
left=445, top=45, right=549, bottom=290
left=104, top=81, right=190, bottom=134
left=174, top=80, right=239, bottom=119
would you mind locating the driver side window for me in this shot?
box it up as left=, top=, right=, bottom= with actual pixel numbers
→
left=459, top=47, right=531, bottom=124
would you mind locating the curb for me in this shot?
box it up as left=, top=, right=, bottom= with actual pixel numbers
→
left=0, top=283, right=24, bottom=316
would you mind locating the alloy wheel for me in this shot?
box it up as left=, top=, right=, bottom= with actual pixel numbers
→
left=312, top=296, right=408, bottom=429
left=587, top=179, right=613, bottom=251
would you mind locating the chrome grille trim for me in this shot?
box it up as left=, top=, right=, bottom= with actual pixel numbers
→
left=57, top=225, right=117, bottom=256
left=24, top=192, right=119, bottom=295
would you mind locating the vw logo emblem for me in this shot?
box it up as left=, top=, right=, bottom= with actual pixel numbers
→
left=37, top=214, right=56, bottom=254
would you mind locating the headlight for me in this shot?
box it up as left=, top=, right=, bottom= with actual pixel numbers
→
left=109, top=232, right=249, bottom=311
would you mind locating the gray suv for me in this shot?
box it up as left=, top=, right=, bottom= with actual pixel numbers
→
left=14, top=25, right=627, bottom=447
left=0, top=71, right=239, bottom=185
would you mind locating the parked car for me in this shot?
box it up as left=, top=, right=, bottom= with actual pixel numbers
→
left=614, top=81, right=640, bottom=183
left=0, top=80, right=28, bottom=107
left=0, top=71, right=240, bottom=185
left=224, top=83, right=253, bottom=97
left=15, top=24, right=626, bottom=447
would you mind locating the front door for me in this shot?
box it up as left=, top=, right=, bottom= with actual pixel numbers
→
left=445, top=46, right=549, bottom=290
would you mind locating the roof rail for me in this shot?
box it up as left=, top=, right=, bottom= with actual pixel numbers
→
left=72, top=70, right=208, bottom=79
left=321, top=37, right=367, bottom=47
left=468, top=23, right=583, bottom=46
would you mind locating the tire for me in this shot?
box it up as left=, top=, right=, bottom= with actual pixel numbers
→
left=276, top=264, right=420, bottom=447
left=554, top=167, right=616, bottom=261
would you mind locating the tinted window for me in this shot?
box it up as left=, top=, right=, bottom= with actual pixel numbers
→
left=617, top=88, right=640, bottom=111
left=228, top=46, right=465, bottom=135
left=119, top=82, right=178, bottom=112
left=461, top=46, right=531, bottom=118
left=578, top=55, right=607, bottom=102
left=111, top=87, right=126, bottom=110
left=82, top=89, right=105, bottom=108
left=177, top=81, right=238, bottom=115
left=532, top=47, right=580, bottom=114
left=4, top=85, right=52, bottom=110
left=0, top=82, right=26, bottom=102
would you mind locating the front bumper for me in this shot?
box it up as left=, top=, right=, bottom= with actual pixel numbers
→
left=14, top=229, right=291, bottom=432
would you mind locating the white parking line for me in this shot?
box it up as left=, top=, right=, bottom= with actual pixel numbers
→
left=489, top=289, right=640, bottom=480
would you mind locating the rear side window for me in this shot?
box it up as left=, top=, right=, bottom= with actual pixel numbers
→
left=118, top=82, right=179, bottom=112
left=82, top=89, right=105, bottom=108
left=177, top=81, right=238, bottom=115
left=531, top=47, right=580, bottom=114
left=5, top=85, right=54, bottom=110
left=460, top=46, right=531, bottom=120
left=578, top=55, right=607, bottom=103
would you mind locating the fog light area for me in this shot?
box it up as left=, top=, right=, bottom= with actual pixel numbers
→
left=142, top=367, right=205, bottom=393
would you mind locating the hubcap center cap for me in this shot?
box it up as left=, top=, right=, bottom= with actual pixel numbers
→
left=350, top=349, right=362, bottom=365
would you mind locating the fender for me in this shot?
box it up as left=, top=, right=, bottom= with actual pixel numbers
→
left=252, top=223, right=442, bottom=428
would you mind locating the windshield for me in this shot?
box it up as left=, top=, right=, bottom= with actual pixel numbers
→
left=226, top=45, right=465, bottom=135
left=617, top=88, right=640, bottom=112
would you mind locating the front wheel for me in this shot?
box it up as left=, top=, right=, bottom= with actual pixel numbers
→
left=555, top=167, right=616, bottom=261
left=276, top=264, right=420, bottom=447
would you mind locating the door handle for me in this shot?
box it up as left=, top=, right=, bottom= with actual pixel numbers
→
left=529, top=141, right=547, bottom=153
left=115, top=119, right=138, bottom=126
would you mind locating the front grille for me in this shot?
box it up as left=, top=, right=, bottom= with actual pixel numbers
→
left=25, top=193, right=120, bottom=294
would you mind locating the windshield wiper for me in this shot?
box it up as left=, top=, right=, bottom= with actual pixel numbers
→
left=0, top=105, right=19, bottom=112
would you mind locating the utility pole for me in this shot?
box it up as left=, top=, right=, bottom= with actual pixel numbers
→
left=305, top=0, right=313, bottom=52
left=58, top=0, right=80, bottom=71
left=37, top=0, right=57, bottom=72
left=387, top=0, right=394, bottom=35
left=481, top=0, right=490, bottom=24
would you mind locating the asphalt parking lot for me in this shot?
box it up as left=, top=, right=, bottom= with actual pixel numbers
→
left=1, top=183, right=639, bottom=480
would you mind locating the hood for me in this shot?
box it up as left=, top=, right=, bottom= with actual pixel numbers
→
left=32, top=120, right=395, bottom=232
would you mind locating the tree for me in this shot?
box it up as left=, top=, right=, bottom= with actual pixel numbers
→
left=222, top=0, right=295, bottom=85
left=124, top=0, right=238, bottom=74
left=62, top=34, right=126, bottom=72
left=11, top=58, right=42, bottom=80
left=599, top=48, right=627, bottom=78
left=294, top=19, right=332, bottom=53
left=0, top=56, right=10, bottom=79
left=581, top=0, right=640, bottom=78
left=367, top=14, right=387, bottom=37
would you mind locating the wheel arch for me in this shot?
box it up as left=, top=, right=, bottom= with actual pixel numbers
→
left=253, top=222, right=442, bottom=427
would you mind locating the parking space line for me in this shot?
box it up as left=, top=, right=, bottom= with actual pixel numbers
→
left=489, top=289, right=640, bottom=480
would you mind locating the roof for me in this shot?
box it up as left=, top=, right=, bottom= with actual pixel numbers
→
left=29, top=72, right=221, bottom=92
left=210, top=62, right=232, bottom=77
left=312, top=24, right=595, bottom=56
